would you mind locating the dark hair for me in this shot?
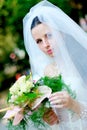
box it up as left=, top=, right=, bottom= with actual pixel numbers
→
left=31, top=16, right=42, bottom=30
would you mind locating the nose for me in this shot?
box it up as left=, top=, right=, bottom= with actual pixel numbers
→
left=42, top=38, right=50, bottom=47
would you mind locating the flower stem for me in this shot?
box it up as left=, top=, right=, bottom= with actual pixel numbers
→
left=0, top=107, right=11, bottom=112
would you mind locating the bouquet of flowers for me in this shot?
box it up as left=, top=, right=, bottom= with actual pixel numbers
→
left=0, top=74, right=76, bottom=130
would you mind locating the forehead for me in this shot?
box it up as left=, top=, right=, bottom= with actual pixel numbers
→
left=31, top=23, right=51, bottom=40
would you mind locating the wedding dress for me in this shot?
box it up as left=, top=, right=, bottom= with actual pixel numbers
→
left=23, top=0, right=87, bottom=130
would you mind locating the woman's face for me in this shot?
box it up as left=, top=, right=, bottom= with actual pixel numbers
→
left=31, top=23, right=54, bottom=57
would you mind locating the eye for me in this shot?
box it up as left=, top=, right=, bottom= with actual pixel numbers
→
left=36, top=39, right=42, bottom=44
left=46, top=33, right=52, bottom=39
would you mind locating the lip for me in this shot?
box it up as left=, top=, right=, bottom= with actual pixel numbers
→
left=47, top=49, right=53, bottom=55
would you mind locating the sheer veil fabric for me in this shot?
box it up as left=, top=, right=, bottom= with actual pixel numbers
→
left=23, top=0, right=87, bottom=129
left=23, top=0, right=87, bottom=84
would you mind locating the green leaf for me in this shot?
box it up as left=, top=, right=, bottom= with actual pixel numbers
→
left=26, top=104, right=50, bottom=130
left=7, top=92, right=12, bottom=102
left=36, top=75, right=76, bottom=99
left=7, top=119, right=27, bottom=130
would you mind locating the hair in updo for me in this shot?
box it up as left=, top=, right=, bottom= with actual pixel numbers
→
left=31, top=16, right=42, bottom=30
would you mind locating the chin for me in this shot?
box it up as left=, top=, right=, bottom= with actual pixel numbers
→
left=48, top=54, right=54, bottom=57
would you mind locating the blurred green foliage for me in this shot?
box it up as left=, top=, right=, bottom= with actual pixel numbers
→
left=0, top=0, right=84, bottom=90
left=0, top=0, right=72, bottom=90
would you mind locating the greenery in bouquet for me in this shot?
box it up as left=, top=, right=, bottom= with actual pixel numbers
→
left=0, top=74, right=76, bottom=130
left=36, top=75, right=76, bottom=99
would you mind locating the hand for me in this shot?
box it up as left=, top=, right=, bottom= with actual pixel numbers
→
left=43, top=108, right=59, bottom=125
left=49, top=91, right=81, bottom=115
left=49, top=91, right=74, bottom=109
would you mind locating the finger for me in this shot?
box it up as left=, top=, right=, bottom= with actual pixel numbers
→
left=50, top=99, right=63, bottom=105
left=50, top=99, right=66, bottom=108
left=51, top=104, right=64, bottom=108
left=49, top=95, right=64, bottom=102
left=50, top=92, right=64, bottom=97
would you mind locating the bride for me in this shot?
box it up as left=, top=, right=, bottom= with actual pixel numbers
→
left=23, top=0, right=87, bottom=130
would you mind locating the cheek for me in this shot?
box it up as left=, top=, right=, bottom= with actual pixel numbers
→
left=38, top=44, right=44, bottom=51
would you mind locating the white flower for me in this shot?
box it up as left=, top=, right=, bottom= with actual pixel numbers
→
left=9, top=75, right=34, bottom=104
left=10, top=75, right=26, bottom=94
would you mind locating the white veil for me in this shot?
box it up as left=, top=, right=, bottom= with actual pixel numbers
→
left=23, top=0, right=87, bottom=89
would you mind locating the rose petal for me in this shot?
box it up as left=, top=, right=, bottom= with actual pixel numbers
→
left=13, top=110, right=24, bottom=126
left=3, top=106, right=21, bottom=119
left=31, top=85, right=52, bottom=110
